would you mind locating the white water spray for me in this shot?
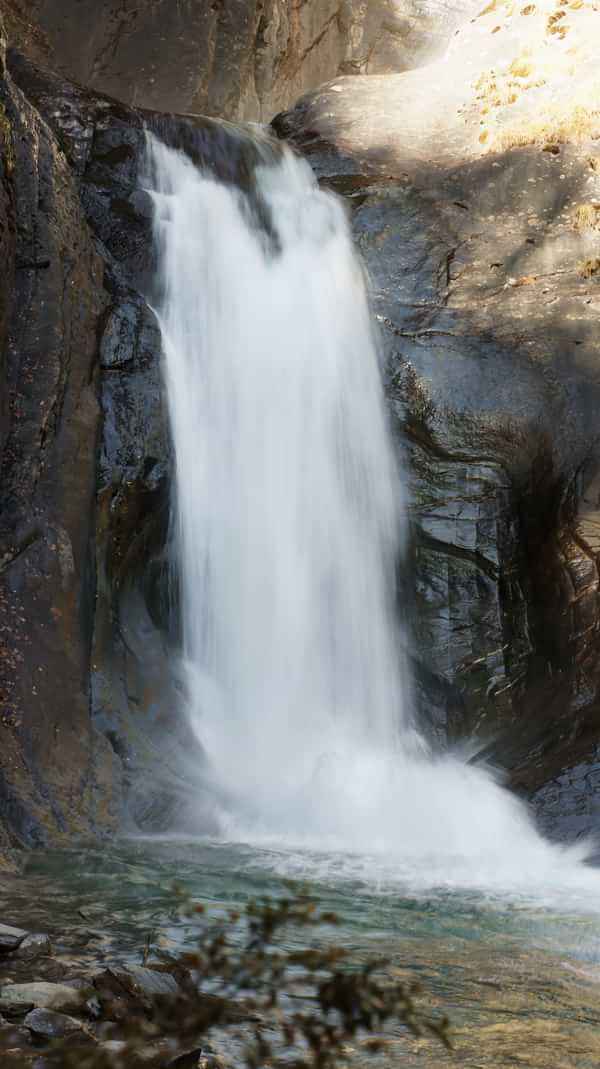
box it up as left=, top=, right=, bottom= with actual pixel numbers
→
left=147, top=133, right=597, bottom=898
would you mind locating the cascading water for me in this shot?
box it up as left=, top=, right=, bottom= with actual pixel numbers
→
left=146, top=132, right=598, bottom=899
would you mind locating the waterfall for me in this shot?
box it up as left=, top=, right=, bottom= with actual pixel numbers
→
left=146, top=132, right=595, bottom=895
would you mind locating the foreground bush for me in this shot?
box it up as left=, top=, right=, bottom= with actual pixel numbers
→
left=1, top=894, right=450, bottom=1067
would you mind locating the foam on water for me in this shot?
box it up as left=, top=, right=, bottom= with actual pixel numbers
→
left=146, top=133, right=599, bottom=904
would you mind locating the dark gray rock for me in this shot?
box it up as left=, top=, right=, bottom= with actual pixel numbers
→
left=5, top=0, right=352, bottom=121
left=24, top=1008, right=83, bottom=1039
left=0, top=1023, right=33, bottom=1047
left=105, top=965, right=180, bottom=1000
left=0, top=924, right=27, bottom=952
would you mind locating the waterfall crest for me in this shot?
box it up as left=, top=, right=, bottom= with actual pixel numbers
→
left=147, top=132, right=595, bottom=895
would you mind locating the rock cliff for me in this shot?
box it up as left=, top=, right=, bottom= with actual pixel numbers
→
left=0, top=22, right=117, bottom=863
left=8, top=0, right=475, bottom=121
left=0, top=35, right=282, bottom=860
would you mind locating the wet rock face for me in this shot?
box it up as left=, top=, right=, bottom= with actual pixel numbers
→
left=10, top=0, right=477, bottom=122
left=0, top=26, right=118, bottom=856
left=0, top=29, right=296, bottom=853
left=0, top=43, right=221, bottom=850
left=273, top=7, right=600, bottom=838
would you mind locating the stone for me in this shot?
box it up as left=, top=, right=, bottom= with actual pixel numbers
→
left=0, top=925, right=27, bottom=952
left=0, top=998, right=35, bottom=1017
left=0, top=983, right=85, bottom=1014
left=61, top=979, right=92, bottom=992
left=100, top=966, right=180, bottom=1000
left=23, top=1008, right=83, bottom=1039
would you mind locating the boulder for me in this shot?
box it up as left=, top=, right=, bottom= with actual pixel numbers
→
left=167, top=1050, right=205, bottom=1069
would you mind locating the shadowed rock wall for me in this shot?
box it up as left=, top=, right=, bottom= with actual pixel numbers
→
left=0, top=38, right=289, bottom=861
left=0, top=22, right=119, bottom=863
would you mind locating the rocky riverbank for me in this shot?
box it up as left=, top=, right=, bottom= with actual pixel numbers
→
left=0, top=912, right=238, bottom=1068
left=0, top=919, right=197, bottom=1066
